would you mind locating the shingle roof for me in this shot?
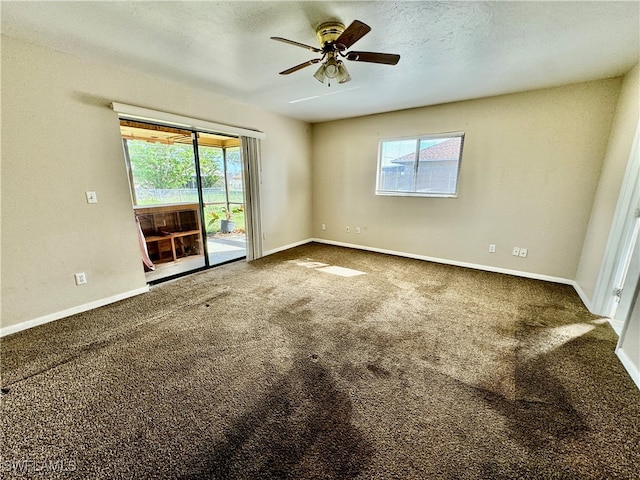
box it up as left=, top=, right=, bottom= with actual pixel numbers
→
left=392, top=137, right=462, bottom=163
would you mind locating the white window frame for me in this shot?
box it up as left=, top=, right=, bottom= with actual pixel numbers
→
left=375, top=131, right=465, bottom=198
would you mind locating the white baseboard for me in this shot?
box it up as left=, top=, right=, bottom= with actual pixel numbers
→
left=0, top=286, right=150, bottom=338
left=608, top=319, right=625, bottom=336
left=616, top=347, right=640, bottom=390
left=311, top=238, right=575, bottom=286
left=570, top=281, right=596, bottom=313
left=263, top=238, right=314, bottom=257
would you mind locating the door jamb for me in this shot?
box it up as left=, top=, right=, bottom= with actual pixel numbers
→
left=592, top=122, right=640, bottom=317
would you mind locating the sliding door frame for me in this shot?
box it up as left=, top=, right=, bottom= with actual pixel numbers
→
left=112, top=102, right=265, bottom=277
left=191, top=131, right=210, bottom=269
left=118, top=117, right=263, bottom=283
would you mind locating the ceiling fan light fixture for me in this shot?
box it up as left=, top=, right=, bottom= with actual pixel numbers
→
left=313, top=64, right=326, bottom=83
left=324, top=56, right=340, bottom=79
left=337, top=63, right=351, bottom=84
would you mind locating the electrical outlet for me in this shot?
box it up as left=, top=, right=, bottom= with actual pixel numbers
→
left=85, top=191, right=98, bottom=204
left=512, top=247, right=520, bottom=256
left=74, top=272, right=87, bottom=285
left=355, top=227, right=361, bottom=234
left=519, top=248, right=528, bottom=258
left=346, top=226, right=350, bottom=233
left=489, top=244, right=496, bottom=253
left=321, top=223, right=326, bottom=231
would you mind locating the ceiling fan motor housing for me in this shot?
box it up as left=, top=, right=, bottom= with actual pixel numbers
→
left=316, top=22, right=345, bottom=47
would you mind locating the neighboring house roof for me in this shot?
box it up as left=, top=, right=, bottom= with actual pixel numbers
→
left=392, top=138, right=461, bottom=164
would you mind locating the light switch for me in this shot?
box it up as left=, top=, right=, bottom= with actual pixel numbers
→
left=86, top=191, right=98, bottom=204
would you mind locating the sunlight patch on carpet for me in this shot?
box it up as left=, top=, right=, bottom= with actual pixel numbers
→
left=522, top=322, right=596, bottom=359
left=289, top=259, right=330, bottom=269
left=288, top=258, right=366, bottom=277
left=317, top=266, right=366, bottom=277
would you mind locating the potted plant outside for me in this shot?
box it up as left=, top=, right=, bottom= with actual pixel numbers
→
left=220, top=207, right=236, bottom=233
left=220, top=206, right=243, bottom=233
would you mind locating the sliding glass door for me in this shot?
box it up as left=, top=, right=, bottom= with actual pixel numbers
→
left=120, top=121, right=246, bottom=282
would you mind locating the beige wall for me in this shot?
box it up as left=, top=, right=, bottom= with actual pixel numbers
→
left=576, top=65, right=640, bottom=306
left=1, top=32, right=632, bottom=334
left=0, top=36, right=312, bottom=331
left=312, top=79, right=621, bottom=280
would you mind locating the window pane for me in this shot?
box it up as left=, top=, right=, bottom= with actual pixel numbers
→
left=198, top=145, right=225, bottom=206
left=225, top=147, right=244, bottom=203
left=127, top=140, right=199, bottom=205
left=379, top=139, right=417, bottom=192
left=416, top=136, right=462, bottom=195
left=198, top=146, right=224, bottom=190
left=376, top=133, right=464, bottom=197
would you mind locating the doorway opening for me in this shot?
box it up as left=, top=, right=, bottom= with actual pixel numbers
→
left=120, top=120, right=247, bottom=283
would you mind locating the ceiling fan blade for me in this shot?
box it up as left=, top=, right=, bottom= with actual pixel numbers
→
left=279, top=58, right=321, bottom=75
left=271, top=37, right=322, bottom=53
left=345, top=51, right=400, bottom=65
left=335, top=20, right=371, bottom=49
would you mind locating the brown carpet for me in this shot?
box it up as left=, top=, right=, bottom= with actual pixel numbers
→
left=1, top=243, right=638, bottom=479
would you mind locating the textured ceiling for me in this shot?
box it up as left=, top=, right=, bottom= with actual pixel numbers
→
left=1, top=1, right=638, bottom=123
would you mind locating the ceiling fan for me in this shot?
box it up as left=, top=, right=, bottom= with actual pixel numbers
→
left=271, top=20, right=400, bottom=85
